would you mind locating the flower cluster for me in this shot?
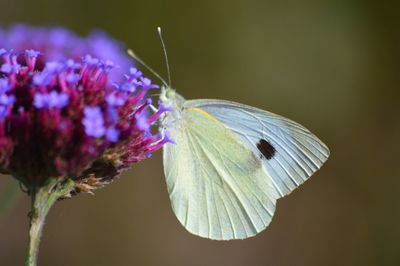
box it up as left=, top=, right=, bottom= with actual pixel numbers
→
left=0, top=24, right=131, bottom=82
left=0, top=27, right=173, bottom=193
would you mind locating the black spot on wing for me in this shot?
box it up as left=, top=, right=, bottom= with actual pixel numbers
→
left=257, top=139, right=276, bottom=160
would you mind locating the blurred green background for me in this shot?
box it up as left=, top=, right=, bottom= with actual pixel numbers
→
left=0, top=0, right=399, bottom=265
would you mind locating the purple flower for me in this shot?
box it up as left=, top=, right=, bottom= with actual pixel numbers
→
left=107, top=106, right=119, bottom=124
left=0, top=105, right=8, bottom=118
left=0, top=79, right=11, bottom=93
left=106, top=127, right=120, bottom=142
left=1, top=63, right=21, bottom=74
left=135, top=113, right=150, bottom=131
left=0, top=26, right=177, bottom=266
left=33, top=93, right=47, bottom=108
left=119, top=83, right=137, bottom=93
left=0, top=24, right=133, bottom=82
left=82, top=106, right=106, bottom=138
left=106, top=92, right=126, bottom=107
left=25, top=49, right=40, bottom=57
left=0, top=94, right=15, bottom=105
left=49, top=91, right=69, bottom=108
left=66, top=73, right=81, bottom=84
left=0, top=26, right=172, bottom=193
left=140, top=77, right=159, bottom=90
left=83, top=54, right=100, bottom=66
left=33, top=91, right=69, bottom=109
left=33, top=72, right=52, bottom=86
left=44, top=61, right=64, bottom=73
left=127, top=67, right=143, bottom=80
left=0, top=63, right=12, bottom=73
left=65, top=59, right=81, bottom=70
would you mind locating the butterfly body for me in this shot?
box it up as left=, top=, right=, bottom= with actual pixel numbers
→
left=159, top=86, right=329, bottom=240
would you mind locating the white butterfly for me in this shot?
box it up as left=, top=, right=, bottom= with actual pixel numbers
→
left=128, top=28, right=329, bottom=240
left=159, top=87, right=330, bottom=240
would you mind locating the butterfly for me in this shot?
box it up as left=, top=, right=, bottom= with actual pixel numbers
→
left=128, top=28, right=330, bottom=240
left=158, top=86, right=330, bottom=240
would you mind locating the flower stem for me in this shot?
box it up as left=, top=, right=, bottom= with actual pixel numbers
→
left=25, top=178, right=75, bottom=266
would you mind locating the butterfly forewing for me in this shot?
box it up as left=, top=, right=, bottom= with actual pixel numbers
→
left=163, top=107, right=278, bottom=240
left=185, top=100, right=330, bottom=198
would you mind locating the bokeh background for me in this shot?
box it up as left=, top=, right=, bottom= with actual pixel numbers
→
left=0, top=0, right=399, bottom=265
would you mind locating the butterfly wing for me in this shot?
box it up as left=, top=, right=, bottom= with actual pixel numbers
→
left=185, top=100, right=330, bottom=198
left=163, top=107, right=279, bottom=240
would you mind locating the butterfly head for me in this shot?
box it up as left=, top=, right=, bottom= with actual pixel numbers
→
left=160, top=86, right=185, bottom=110
left=159, top=86, right=185, bottom=130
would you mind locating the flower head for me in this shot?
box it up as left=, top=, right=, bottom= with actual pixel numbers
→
left=0, top=26, right=172, bottom=194
left=0, top=24, right=132, bottom=82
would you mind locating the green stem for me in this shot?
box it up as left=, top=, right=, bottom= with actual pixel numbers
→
left=25, top=178, right=75, bottom=266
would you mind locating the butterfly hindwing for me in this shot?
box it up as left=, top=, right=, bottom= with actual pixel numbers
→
left=163, top=107, right=278, bottom=240
left=185, top=100, right=330, bottom=198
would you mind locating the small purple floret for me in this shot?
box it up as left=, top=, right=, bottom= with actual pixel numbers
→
left=0, top=94, right=15, bottom=105
left=45, top=62, right=64, bottom=73
left=82, top=106, right=106, bottom=138
left=83, top=54, right=100, bottom=66
left=106, top=93, right=125, bottom=107
left=0, top=79, right=11, bottom=93
left=106, top=127, right=120, bottom=142
left=66, top=59, right=81, bottom=70
left=0, top=105, right=7, bottom=118
left=1, top=63, right=12, bottom=73
left=140, top=77, right=159, bottom=89
left=129, top=67, right=143, bottom=79
left=135, top=114, right=150, bottom=131
left=120, top=83, right=137, bottom=93
left=48, top=91, right=69, bottom=108
left=25, top=49, right=40, bottom=58
left=66, top=73, right=81, bottom=84
left=33, top=91, right=69, bottom=109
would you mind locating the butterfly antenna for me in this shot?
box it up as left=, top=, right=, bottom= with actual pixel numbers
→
left=127, top=49, right=168, bottom=87
left=157, top=27, right=171, bottom=87
left=149, top=92, right=161, bottom=97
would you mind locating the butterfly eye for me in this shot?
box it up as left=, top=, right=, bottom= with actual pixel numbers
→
left=166, top=88, right=175, bottom=98
left=257, top=139, right=276, bottom=160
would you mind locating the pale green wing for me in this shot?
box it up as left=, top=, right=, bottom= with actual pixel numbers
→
left=163, top=107, right=279, bottom=240
left=186, top=100, right=330, bottom=198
